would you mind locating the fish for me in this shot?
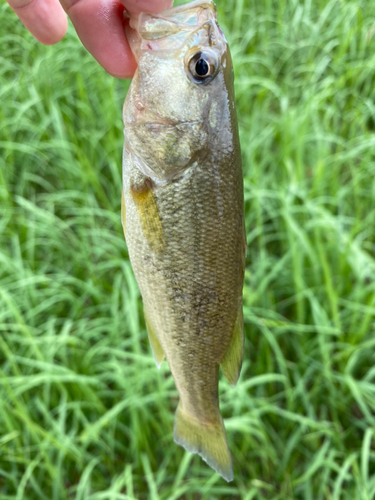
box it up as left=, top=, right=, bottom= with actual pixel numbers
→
left=122, top=0, right=245, bottom=482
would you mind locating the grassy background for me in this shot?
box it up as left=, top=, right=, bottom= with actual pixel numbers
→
left=1, top=0, right=375, bottom=498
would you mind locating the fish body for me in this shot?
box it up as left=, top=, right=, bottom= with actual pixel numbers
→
left=122, top=0, right=245, bottom=481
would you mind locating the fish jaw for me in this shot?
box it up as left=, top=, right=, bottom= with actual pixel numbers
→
left=126, top=0, right=222, bottom=61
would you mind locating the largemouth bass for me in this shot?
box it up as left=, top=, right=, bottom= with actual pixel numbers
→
left=122, top=0, right=245, bottom=482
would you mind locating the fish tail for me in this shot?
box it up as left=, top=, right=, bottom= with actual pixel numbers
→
left=173, top=403, right=233, bottom=482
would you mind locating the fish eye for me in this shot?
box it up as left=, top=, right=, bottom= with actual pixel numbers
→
left=195, top=58, right=209, bottom=76
left=187, top=50, right=218, bottom=84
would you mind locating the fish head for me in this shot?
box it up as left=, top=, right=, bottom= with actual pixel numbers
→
left=124, top=0, right=235, bottom=183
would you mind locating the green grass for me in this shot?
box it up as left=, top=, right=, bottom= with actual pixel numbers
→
left=1, top=0, right=375, bottom=497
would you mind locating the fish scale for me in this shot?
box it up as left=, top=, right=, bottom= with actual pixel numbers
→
left=122, top=0, right=245, bottom=481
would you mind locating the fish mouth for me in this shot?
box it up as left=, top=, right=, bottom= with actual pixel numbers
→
left=125, top=120, right=201, bottom=130
left=125, top=0, right=225, bottom=60
left=154, top=0, right=217, bottom=18
left=124, top=97, right=202, bottom=130
left=128, top=0, right=217, bottom=37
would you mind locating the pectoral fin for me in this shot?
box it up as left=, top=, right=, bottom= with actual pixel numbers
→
left=220, top=306, right=244, bottom=386
left=130, top=179, right=164, bottom=254
left=144, top=311, right=165, bottom=368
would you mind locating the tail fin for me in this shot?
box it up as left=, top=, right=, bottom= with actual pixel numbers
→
left=173, top=403, right=233, bottom=482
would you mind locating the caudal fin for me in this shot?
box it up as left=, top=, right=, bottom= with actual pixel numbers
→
left=173, top=403, right=233, bottom=482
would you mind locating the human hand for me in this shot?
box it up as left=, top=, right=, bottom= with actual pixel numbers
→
left=5, top=0, right=173, bottom=78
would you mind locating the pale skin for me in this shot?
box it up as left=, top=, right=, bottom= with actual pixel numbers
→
left=5, top=0, right=173, bottom=78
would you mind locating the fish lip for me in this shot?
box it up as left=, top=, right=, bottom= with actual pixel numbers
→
left=125, top=119, right=202, bottom=129
left=125, top=101, right=202, bottom=129
left=156, top=0, right=217, bottom=18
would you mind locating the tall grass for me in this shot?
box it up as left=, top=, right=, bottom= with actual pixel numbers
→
left=1, top=0, right=375, bottom=498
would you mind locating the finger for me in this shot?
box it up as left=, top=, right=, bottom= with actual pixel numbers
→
left=6, top=0, right=68, bottom=45
left=60, top=0, right=137, bottom=78
left=60, top=0, right=173, bottom=79
left=121, top=0, right=173, bottom=15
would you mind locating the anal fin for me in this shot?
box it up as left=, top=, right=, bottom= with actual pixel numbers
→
left=144, top=311, right=165, bottom=369
left=220, top=306, right=244, bottom=386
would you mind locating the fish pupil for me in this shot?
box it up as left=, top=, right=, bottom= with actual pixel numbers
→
left=195, top=59, right=209, bottom=76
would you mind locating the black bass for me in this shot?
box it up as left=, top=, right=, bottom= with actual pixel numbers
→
left=122, top=0, right=245, bottom=482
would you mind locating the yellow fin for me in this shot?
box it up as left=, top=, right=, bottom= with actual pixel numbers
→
left=130, top=181, right=164, bottom=254
left=121, top=189, right=126, bottom=236
left=220, top=306, right=244, bottom=386
left=144, top=311, right=165, bottom=369
left=174, top=403, right=233, bottom=482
